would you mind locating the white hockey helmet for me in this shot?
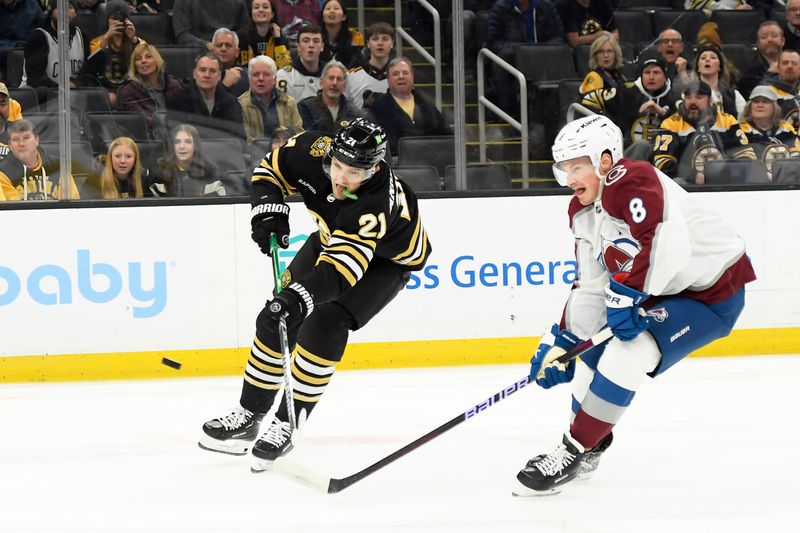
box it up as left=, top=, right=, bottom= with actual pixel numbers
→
left=551, top=114, right=624, bottom=186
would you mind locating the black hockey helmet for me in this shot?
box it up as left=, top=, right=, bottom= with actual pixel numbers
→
left=326, top=118, right=388, bottom=170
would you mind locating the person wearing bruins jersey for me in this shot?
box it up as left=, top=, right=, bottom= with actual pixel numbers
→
left=653, top=80, right=755, bottom=184
left=739, top=85, right=800, bottom=177
left=580, top=56, right=676, bottom=157
left=0, top=119, right=80, bottom=201
left=199, top=118, right=432, bottom=465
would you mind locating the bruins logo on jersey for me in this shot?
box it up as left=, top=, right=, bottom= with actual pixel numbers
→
left=581, top=17, right=603, bottom=36
left=692, top=144, right=723, bottom=173
left=280, top=269, right=292, bottom=289
left=762, top=143, right=790, bottom=172
left=309, top=136, right=332, bottom=158
left=631, top=115, right=660, bottom=143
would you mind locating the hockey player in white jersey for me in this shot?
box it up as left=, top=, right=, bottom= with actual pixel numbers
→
left=514, top=115, right=756, bottom=496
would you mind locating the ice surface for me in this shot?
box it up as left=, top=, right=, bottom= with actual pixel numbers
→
left=2, top=355, right=798, bottom=532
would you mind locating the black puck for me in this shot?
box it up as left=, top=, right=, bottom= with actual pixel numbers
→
left=161, top=357, right=182, bottom=370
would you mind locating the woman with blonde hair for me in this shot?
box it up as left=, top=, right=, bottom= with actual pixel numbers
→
left=579, top=34, right=626, bottom=94
left=88, top=137, right=144, bottom=199
left=118, top=42, right=182, bottom=127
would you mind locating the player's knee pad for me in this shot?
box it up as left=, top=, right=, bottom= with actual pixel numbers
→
left=296, top=302, right=354, bottom=364
left=596, top=333, right=660, bottom=393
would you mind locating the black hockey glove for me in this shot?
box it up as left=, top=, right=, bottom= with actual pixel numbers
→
left=251, top=196, right=290, bottom=255
left=266, top=282, right=315, bottom=322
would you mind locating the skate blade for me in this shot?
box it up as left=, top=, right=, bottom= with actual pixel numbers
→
left=250, top=458, right=275, bottom=474
left=511, top=481, right=563, bottom=497
left=197, top=436, right=251, bottom=456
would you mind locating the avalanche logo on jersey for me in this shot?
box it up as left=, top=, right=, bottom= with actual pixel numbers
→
left=646, top=307, right=669, bottom=322
left=600, top=236, right=639, bottom=273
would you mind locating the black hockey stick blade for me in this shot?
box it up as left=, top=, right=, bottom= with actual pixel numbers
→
left=273, top=327, right=614, bottom=494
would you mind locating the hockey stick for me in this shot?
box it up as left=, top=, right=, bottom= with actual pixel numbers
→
left=270, top=235, right=297, bottom=431
left=273, top=327, right=615, bottom=494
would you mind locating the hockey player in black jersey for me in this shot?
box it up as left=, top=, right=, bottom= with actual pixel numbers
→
left=199, top=118, right=431, bottom=467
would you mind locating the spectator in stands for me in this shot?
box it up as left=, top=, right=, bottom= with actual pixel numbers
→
left=579, top=33, right=626, bottom=94
left=237, top=0, right=291, bottom=70
left=75, top=0, right=103, bottom=12
left=172, top=0, right=248, bottom=48
left=653, top=80, right=755, bottom=185
left=87, top=136, right=146, bottom=198
left=239, top=55, right=303, bottom=143
left=167, top=53, right=246, bottom=141
left=85, top=0, right=142, bottom=107
left=211, top=27, right=249, bottom=97
left=0, top=83, right=12, bottom=150
left=685, top=0, right=753, bottom=16
left=487, top=0, right=564, bottom=115
left=0, top=119, right=80, bottom=200
left=580, top=55, right=676, bottom=157
left=273, top=0, right=321, bottom=48
left=556, top=0, right=618, bottom=49
left=150, top=124, right=225, bottom=197
left=783, top=0, right=800, bottom=52
left=0, top=0, right=45, bottom=68
left=298, top=60, right=361, bottom=133
left=24, top=0, right=89, bottom=95
left=318, top=0, right=364, bottom=68
left=761, top=49, right=800, bottom=131
left=655, top=29, right=689, bottom=86
left=346, top=22, right=394, bottom=111
left=692, top=44, right=745, bottom=118
left=368, top=57, right=450, bottom=156
left=738, top=21, right=784, bottom=99
left=739, top=84, right=800, bottom=177
left=270, top=125, right=293, bottom=150
left=276, top=25, right=324, bottom=102
left=119, top=42, right=182, bottom=128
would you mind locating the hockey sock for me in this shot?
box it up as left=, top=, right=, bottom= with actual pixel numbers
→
left=276, top=344, right=339, bottom=421
left=240, top=334, right=284, bottom=413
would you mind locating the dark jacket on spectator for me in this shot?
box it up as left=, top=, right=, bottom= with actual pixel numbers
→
left=737, top=55, right=777, bottom=100
left=167, top=81, right=246, bottom=140
left=297, top=93, right=363, bottom=134
left=0, top=0, right=45, bottom=48
left=487, top=0, right=565, bottom=55
left=368, top=89, right=450, bottom=154
left=119, top=72, right=183, bottom=127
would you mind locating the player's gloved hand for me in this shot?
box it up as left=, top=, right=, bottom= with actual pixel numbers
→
left=251, top=196, right=290, bottom=255
left=529, top=324, right=581, bottom=389
left=266, top=282, right=315, bottom=322
left=605, top=272, right=650, bottom=341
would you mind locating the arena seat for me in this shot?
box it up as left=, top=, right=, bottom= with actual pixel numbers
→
left=614, top=10, right=655, bottom=49
left=85, top=112, right=149, bottom=152
left=514, top=45, right=577, bottom=85
left=393, top=165, right=442, bottom=192
left=653, top=10, right=708, bottom=44
left=444, top=164, right=511, bottom=191
left=129, top=13, right=172, bottom=45
left=703, top=159, right=770, bottom=185
left=771, top=158, right=800, bottom=183
left=711, top=10, right=766, bottom=44
left=8, top=87, right=38, bottom=114
left=397, top=136, right=455, bottom=177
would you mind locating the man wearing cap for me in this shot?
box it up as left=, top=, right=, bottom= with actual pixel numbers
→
left=653, top=80, right=755, bottom=184
left=579, top=55, right=676, bottom=159
left=739, top=85, right=800, bottom=176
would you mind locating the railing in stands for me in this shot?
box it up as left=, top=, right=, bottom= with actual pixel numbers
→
left=394, top=0, right=442, bottom=111
left=476, top=48, right=529, bottom=189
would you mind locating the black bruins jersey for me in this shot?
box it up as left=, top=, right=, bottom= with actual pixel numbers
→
left=652, top=108, right=756, bottom=180
left=740, top=120, right=800, bottom=173
left=251, top=130, right=431, bottom=305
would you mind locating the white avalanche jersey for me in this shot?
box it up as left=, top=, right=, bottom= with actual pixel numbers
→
left=563, top=158, right=755, bottom=338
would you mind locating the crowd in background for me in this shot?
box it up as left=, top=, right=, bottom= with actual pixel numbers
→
left=0, top=0, right=798, bottom=199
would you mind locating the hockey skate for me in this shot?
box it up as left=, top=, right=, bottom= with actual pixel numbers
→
left=513, top=433, right=586, bottom=497
left=250, top=417, right=294, bottom=473
left=576, top=432, right=613, bottom=481
left=198, top=406, right=264, bottom=456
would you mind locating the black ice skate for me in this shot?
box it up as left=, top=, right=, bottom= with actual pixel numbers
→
left=198, top=406, right=264, bottom=456
left=250, top=417, right=294, bottom=473
left=576, top=432, right=613, bottom=481
left=513, top=433, right=586, bottom=497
